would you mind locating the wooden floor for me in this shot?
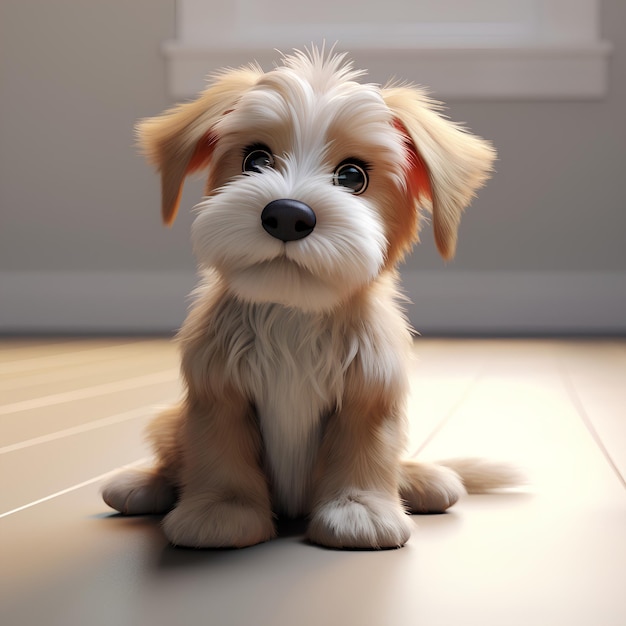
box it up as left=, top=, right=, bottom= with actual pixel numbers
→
left=1, top=337, right=625, bottom=626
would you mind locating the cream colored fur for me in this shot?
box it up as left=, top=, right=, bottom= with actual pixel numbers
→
left=102, top=49, right=515, bottom=550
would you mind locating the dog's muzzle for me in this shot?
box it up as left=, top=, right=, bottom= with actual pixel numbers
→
left=261, top=199, right=316, bottom=242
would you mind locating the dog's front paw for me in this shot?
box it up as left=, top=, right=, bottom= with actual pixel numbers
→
left=162, top=497, right=275, bottom=549
left=102, top=468, right=176, bottom=515
left=308, top=491, right=412, bottom=550
left=399, top=460, right=466, bottom=513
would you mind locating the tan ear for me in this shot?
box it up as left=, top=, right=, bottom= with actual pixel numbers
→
left=382, top=86, right=496, bottom=260
left=136, top=68, right=261, bottom=225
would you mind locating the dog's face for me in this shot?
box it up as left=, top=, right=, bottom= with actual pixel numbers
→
left=137, top=50, right=495, bottom=312
left=191, top=57, right=414, bottom=312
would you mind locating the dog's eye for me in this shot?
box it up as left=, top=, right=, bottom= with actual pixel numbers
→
left=332, top=160, right=369, bottom=195
left=243, top=145, right=275, bottom=174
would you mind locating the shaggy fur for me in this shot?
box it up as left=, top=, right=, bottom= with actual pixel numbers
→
left=102, top=49, right=514, bottom=549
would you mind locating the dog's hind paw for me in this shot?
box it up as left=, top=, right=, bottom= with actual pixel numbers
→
left=307, top=491, right=412, bottom=550
left=399, top=460, right=466, bottom=514
left=162, top=497, right=276, bottom=549
left=102, top=468, right=176, bottom=515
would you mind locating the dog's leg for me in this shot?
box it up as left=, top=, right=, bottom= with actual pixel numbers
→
left=308, top=392, right=413, bottom=550
left=102, top=467, right=177, bottom=515
left=161, top=397, right=275, bottom=549
left=398, top=459, right=466, bottom=513
left=102, top=405, right=183, bottom=515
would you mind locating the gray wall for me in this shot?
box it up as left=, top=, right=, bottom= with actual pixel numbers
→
left=1, top=0, right=624, bottom=334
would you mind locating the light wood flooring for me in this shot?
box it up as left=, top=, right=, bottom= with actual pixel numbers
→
left=1, top=337, right=625, bottom=626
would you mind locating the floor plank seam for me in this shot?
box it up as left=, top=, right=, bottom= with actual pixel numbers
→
left=0, top=456, right=151, bottom=519
left=0, top=403, right=172, bottom=455
left=0, top=339, right=152, bottom=374
left=410, top=369, right=485, bottom=458
left=0, top=369, right=178, bottom=416
left=560, top=367, right=626, bottom=491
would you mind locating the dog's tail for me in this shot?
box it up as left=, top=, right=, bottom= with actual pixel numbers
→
left=436, top=457, right=525, bottom=494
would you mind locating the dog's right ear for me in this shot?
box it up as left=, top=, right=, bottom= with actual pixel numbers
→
left=136, top=68, right=260, bottom=225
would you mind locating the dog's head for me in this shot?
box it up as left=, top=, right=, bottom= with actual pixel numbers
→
left=137, top=49, right=495, bottom=312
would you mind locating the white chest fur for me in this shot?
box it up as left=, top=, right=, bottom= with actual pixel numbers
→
left=218, top=301, right=355, bottom=516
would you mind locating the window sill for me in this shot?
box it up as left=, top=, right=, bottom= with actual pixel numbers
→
left=162, top=41, right=612, bottom=101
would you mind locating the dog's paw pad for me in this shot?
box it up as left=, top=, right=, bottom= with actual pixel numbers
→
left=400, top=461, right=466, bottom=514
left=102, top=468, right=176, bottom=515
left=162, top=498, right=275, bottom=549
left=308, top=491, right=412, bottom=549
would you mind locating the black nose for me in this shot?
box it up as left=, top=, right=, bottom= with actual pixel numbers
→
left=261, top=199, right=316, bottom=242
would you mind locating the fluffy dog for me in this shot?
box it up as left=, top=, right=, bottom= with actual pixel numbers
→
left=103, top=49, right=512, bottom=549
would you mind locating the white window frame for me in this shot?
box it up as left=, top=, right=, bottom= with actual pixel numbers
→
left=163, top=0, right=611, bottom=99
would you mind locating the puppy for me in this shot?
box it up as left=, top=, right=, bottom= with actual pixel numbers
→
left=103, top=49, right=512, bottom=549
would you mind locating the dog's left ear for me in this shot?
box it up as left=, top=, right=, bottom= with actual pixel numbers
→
left=382, top=86, right=496, bottom=260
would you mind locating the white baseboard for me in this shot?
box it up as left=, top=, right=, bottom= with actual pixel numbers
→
left=0, top=271, right=197, bottom=335
left=1, top=270, right=624, bottom=335
left=401, top=270, right=626, bottom=335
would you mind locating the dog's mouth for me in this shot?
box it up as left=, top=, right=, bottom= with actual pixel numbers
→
left=223, top=256, right=343, bottom=312
left=237, top=256, right=327, bottom=287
